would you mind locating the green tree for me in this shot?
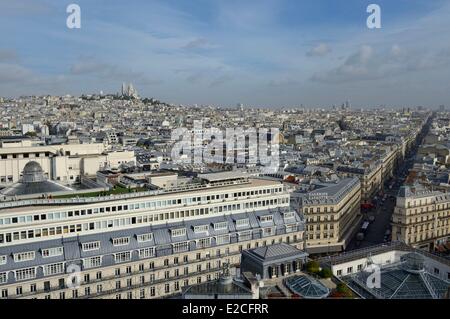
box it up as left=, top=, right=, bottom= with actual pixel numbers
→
left=24, top=131, right=37, bottom=137
left=319, top=268, right=333, bottom=278
left=306, top=260, right=320, bottom=274
left=336, top=283, right=353, bottom=297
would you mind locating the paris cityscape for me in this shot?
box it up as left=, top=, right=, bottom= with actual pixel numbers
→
left=0, top=0, right=449, bottom=304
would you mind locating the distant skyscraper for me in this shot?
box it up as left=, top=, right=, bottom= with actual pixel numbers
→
left=345, top=100, right=351, bottom=109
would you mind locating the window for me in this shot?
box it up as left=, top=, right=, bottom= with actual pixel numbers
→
left=83, top=256, right=102, bottom=269
left=347, top=267, right=353, bottom=274
left=82, top=241, right=100, bottom=252
left=0, top=255, right=6, bottom=265
left=238, top=230, right=252, bottom=242
left=173, top=241, right=189, bottom=253
left=194, top=225, right=209, bottom=234
left=262, top=227, right=275, bottom=237
left=196, top=238, right=211, bottom=249
left=171, top=228, right=186, bottom=238
left=15, top=267, right=36, bottom=281
left=285, top=224, right=297, bottom=233
left=114, top=252, right=131, bottom=263
left=112, top=237, right=130, bottom=246
left=44, top=262, right=65, bottom=276
left=283, top=212, right=295, bottom=220
left=213, top=221, right=228, bottom=231
left=137, top=233, right=153, bottom=243
left=0, top=272, right=6, bottom=284
left=260, top=215, right=273, bottom=223
left=236, top=218, right=249, bottom=228
left=337, top=270, right=342, bottom=276
left=138, top=247, right=155, bottom=259
left=216, top=234, right=230, bottom=245
left=14, top=251, right=35, bottom=262
left=42, top=247, right=64, bottom=258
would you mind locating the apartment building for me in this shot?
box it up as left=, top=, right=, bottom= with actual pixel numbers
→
left=392, top=184, right=450, bottom=251
left=0, top=139, right=135, bottom=186
left=0, top=173, right=305, bottom=299
left=293, top=177, right=361, bottom=254
left=337, top=165, right=382, bottom=204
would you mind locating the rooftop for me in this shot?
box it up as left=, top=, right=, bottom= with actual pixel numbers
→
left=343, top=252, right=450, bottom=299
left=285, top=275, right=330, bottom=299
left=0, top=178, right=280, bottom=214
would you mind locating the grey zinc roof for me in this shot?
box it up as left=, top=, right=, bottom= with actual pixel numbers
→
left=0, top=207, right=303, bottom=278
left=300, top=177, right=359, bottom=205
left=249, top=243, right=305, bottom=261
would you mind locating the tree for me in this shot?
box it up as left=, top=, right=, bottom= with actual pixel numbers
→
left=319, top=268, right=333, bottom=279
left=24, top=131, right=37, bottom=137
left=306, top=260, right=320, bottom=274
left=336, top=283, right=353, bottom=298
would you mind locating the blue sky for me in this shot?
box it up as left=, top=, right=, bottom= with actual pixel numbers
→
left=1, top=0, right=450, bottom=107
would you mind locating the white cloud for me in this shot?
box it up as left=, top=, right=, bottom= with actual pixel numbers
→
left=306, top=43, right=331, bottom=57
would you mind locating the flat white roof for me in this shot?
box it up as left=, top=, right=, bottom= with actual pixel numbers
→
left=198, top=171, right=249, bottom=182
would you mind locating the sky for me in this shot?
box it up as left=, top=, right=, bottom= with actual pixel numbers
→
left=1, top=0, right=450, bottom=108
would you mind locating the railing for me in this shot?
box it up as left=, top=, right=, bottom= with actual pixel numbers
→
left=320, top=241, right=450, bottom=267
left=0, top=179, right=251, bottom=209
left=10, top=251, right=241, bottom=299
left=7, top=237, right=305, bottom=299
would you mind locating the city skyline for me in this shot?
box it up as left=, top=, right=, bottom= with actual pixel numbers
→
left=1, top=0, right=450, bottom=107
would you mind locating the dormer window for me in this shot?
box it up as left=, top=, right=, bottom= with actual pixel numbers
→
left=260, top=215, right=273, bottom=223
left=13, top=251, right=35, bottom=262
left=171, top=228, right=186, bottom=238
left=194, top=225, right=209, bottom=234
left=283, top=212, right=295, bottom=220
left=42, top=247, right=64, bottom=258
left=236, top=218, right=249, bottom=228
left=82, top=241, right=100, bottom=252
left=137, top=233, right=153, bottom=243
left=112, top=237, right=130, bottom=246
left=213, top=221, right=228, bottom=231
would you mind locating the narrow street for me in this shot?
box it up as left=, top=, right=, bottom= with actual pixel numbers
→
left=346, top=113, right=434, bottom=251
